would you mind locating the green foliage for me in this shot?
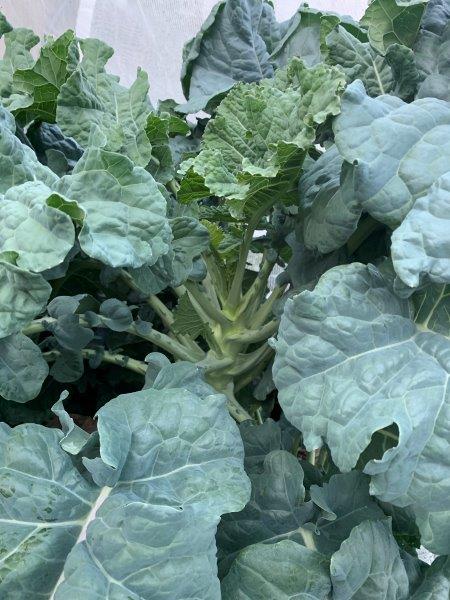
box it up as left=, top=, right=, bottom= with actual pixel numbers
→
left=1, top=0, right=450, bottom=596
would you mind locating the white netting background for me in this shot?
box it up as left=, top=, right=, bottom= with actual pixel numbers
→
left=0, top=0, right=368, bottom=103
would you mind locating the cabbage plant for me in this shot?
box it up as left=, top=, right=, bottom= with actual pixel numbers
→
left=1, top=0, right=450, bottom=598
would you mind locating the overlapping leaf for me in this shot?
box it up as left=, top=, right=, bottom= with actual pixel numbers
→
left=179, top=0, right=287, bottom=113
left=414, top=0, right=450, bottom=100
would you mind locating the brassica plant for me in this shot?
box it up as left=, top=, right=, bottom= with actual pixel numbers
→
left=0, top=0, right=450, bottom=597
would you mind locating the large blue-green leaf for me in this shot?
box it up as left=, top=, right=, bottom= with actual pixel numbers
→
left=391, top=173, right=450, bottom=287
left=0, top=333, right=48, bottom=402
left=179, top=0, right=285, bottom=113
left=334, top=80, right=450, bottom=228
left=0, top=375, right=249, bottom=598
left=56, top=38, right=153, bottom=167
left=330, top=520, right=409, bottom=600
left=273, top=262, right=450, bottom=554
left=54, top=147, right=170, bottom=268
left=221, top=540, right=331, bottom=599
left=271, top=6, right=337, bottom=68
left=414, top=0, right=450, bottom=100
left=0, top=181, right=75, bottom=273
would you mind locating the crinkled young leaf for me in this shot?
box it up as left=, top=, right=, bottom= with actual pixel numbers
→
left=221, top=540, right=331, bottom=599
left=309, top=472, right=385, bottom=555
left=145, top=113, right=175, bottom=184
left=298, top=144, right=359, bottom=253
left=0, top=258, right=51, bottom=337
left=179, top=0, right=283, bottom=113
left=181, top=59, right=345, bottom=215
left=0, top=105, right=58, bottom=192
left=0, top=181, right=75, bottom=273
left=0, top=26, right=38, bottom=105
left=12, top=30, right=78, bottom=124
left=361, top=0, right=426, bottom=54
left=334, top=80, right=450, bottom=227
left=272, top=262, right=450, bottom=554
left=56, top=38, right=153, bottom=167
left=330, top=520, right=409, bottom=600
left=0, top=333, right=48, bottom=402
left=392, top=173, right=450, bottom=288
left=54, top=147, right=170, bottom=268
left=385, top=43, right=420, bottom=100
left=217, top=450, right=315, bottom=577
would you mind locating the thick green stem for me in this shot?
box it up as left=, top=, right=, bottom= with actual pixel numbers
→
left=24, top=316, right=200, bottom=363
left=238, top=252, right=276, bottom=319
left=127, top=323, right=199, bottom=362
left=184, top=280, right=230, bottom=327
left=252, top=285, right=286, bottom=327
left=221, top=383, right=253, bottom=423
left=167, top=179, right=179, bottom=196
left=147, top=294, right=174, bottom=328
left=43, top=349, right=147, bottom=376
left=203, top=252, right=228, bottom=304
left=228, top=343, right=273, bottom=377
left=226, top=201, right=272, bottom=311
left=227, top=320, right=278, bottom=344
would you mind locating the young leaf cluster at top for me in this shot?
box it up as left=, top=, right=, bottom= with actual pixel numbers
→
left=1, top=0, right=450, bottom=598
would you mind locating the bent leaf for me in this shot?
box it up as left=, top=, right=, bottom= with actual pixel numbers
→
left=179, top=0, right=283, bottom=113
left=55, top=147, right=170, bottom=268
left=392, top=173, right=450, bottom=288
left=221, top=540, right=331, bottom=599
left=0, top=378, right=249, bottom=598
left=330, top=520, right=409, bottom=600
left=0, top=181, right=75, bottom=273
left=273, top=262, right=450, bottom=554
